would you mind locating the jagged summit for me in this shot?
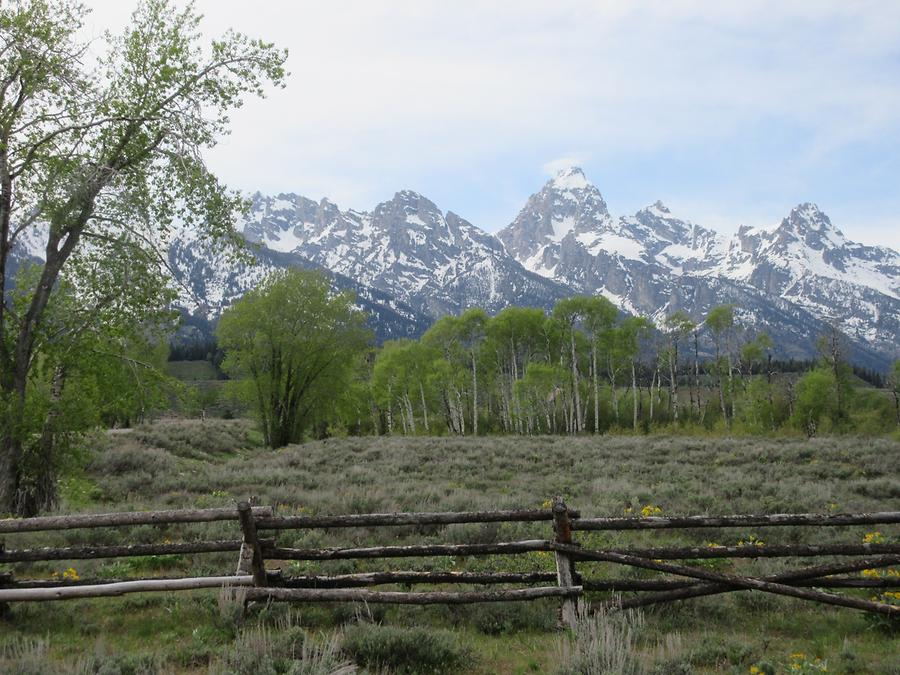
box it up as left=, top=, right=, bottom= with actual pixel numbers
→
left=548, top=166, right=591, bottom=191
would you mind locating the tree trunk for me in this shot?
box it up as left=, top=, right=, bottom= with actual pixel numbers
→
left=404, top=393, right=415, bottom=434
left=669, top=342, right=679, bottom=422
left=591, top=341, right=599, bottom=434
left=632, top=361, right=638, bottom=431
left=419, top=382, right=429, bottom=432
left=569, top=329, right=581, bottom=433
left=693, top=330, right=702, bottom=418
left=471, top=351, right=478, bottom=436
left=18, top=367, right=67, bottom=516
left=715, top=340, right=727, bottom=424
left=727, top=352, right=735, bottom=424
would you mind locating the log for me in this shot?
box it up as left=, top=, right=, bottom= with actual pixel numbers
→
left=578, top=542, right=900, bottom=560
left=237, top=502, right=267, bottom=586
left=3, top=574, right=215, bottom=589
left=0, top=575, right=254, bottom=602
left=278, top=571, right=560, bottom=588
left=552, top=496, right=578, bottom=629
left=0, top=539, right=277, bottom=562
left=555, top=543, right=900, bottom=615
left=255, top=508, right=577, bottom=530
left=614, top=555, right=900, bottom=609
left=7, top=572, right=895, bottom=592
left=0, top=506, right=273, bottom=533
left=571, top=511, right=900, bottom=531
left=266, top=539, right=554, bottom=561
left=583, top=576, right=900, bottom=592
left=244, top=585, right=582, bottom=605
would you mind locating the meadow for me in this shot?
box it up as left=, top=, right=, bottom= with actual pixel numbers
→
left=1, top=420, right=899, bottom=673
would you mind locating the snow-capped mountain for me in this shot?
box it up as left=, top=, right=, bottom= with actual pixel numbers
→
left=239, top=189, right=570, bottom=318
left=166, top=166, right=898, bottom=365
left=497, top=168, right=899, bottom=365
left=717, top=203, right=900, bottom=354
left=167, top=232, right=432, bottom=343
left=498, top=167, right=727, bottom=318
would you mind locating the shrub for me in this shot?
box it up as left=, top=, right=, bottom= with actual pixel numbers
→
left=341, top=624, right=473, bottom=674
left=88, top=444, right=176, bottom=477
left=0, top=637, right=56, bottom=675
left=132, top=420, right=257, bottom=460
left=75, top=652, right=164, bottom=674
left=465, top=601, right=556, bottom=635
left=210, top=615, right=354, bottom=675
left=555, top=605, right=643, bottom=675
left=0, top=638, right=165, bottom=675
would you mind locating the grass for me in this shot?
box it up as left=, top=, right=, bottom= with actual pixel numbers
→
left=1, top=421, right=898, bottom=673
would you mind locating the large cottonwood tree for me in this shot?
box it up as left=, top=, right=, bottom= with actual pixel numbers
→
left=217, top=269, right=371, bottom=448
left=0, top=0, right=286, bottom=513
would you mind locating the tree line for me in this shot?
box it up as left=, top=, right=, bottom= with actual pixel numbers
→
left=217, top=269, right=900, bottom=447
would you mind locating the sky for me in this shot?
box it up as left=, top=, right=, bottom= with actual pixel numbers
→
left=81, top=1, right=900, bottom=248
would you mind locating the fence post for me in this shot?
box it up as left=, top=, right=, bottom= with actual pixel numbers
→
left=237, top=501, right=267, bottom=587
left=0, top=559, right=9, bottom=618
left=552, top=495, right=578, bottom=629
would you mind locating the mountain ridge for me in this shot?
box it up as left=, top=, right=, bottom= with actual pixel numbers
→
left=148, top=167, right=900, bottom=368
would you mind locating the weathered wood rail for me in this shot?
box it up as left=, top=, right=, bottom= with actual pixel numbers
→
left=0, top=501, right=898, bottom=626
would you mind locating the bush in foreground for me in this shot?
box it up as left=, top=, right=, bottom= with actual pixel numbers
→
left=342, top=623, right=474, bottom=674
left=555, top=606, right=644, bottom=675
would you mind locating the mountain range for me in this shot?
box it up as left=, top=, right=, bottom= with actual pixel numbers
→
left=11, top=167, right=893, bottom=367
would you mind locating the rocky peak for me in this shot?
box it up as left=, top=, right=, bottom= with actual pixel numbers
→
left=548, top=166, right=590, bottom=191
left=543, top=167, right=609, bottom=217
left=650, top=200, right=671, bottom=215
left=773, top=202, right=845, bottom=251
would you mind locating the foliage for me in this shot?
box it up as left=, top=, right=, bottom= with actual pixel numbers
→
left=793, top=368, right=838, bottom=437
left=555, top=605, right=644, bottom=675
left=341, top=623, right=473, bottom=674
left=217, top=269, right=371, bottom=447
left=212, top=616, right=354, bottom=675
left=0, top=0, right=286, bottom=514
left=353, top=298, right=897, bottom=440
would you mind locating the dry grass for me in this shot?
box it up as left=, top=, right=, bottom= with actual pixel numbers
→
left=0, top=421, right=898, bottom=673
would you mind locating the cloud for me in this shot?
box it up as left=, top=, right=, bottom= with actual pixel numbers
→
left=542, top=156, right=589, bottom=176
left=79, top=0, right=900, bottom=247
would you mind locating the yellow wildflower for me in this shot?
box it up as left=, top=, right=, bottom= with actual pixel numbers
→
left=640, top=504, right=663, bottom=517
left=541, top=499, right=553, bottom=509
left=862, top=531, right=884, bottom=544
left=861, top=568, right=882, bottom=578
left=62, top=567, right=79, bottom=581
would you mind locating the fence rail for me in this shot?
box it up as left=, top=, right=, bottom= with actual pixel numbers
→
left=1, top=501, right=898, bottom=625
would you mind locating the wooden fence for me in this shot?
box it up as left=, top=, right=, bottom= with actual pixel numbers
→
left=1, top=498, right=899, bottom=626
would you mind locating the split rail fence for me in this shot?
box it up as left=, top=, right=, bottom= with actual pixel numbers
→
left=1, top=498, right=899, bottom=626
